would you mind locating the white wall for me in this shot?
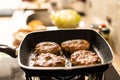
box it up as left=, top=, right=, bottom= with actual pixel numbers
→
left=0, top=0, right=21, bottom=9
left=89, top=0, right=120, bottom=55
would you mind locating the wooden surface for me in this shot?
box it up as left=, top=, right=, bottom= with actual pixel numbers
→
left=112, top=52, right=120, bottom=75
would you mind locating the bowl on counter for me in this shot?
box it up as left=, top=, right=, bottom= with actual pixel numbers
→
left=26, top=9, right=54, bottom=26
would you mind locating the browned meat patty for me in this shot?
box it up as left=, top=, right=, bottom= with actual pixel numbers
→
left=70, top=50, right=101, bottom=66
left=32, top=53, right=65, bottom=67
left=35, top=42, right=61, bottom=55
left=61, top=39, right=90, bottom=53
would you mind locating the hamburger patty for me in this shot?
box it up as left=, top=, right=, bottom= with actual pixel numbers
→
left=70, top=50, right=101, bottom=66
left=35, top=42, right=61, bottom=55
left=31, top=53, right=65, bottom=67
left=61, top=39, right=90, bottom=53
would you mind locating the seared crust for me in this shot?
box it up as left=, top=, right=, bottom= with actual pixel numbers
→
left=61, top=39, right=90, bottom=53
left=35, top=42, right=61, bottom=55
left=32, top=53, right=65, bottom=67
left=70, top=50, right=101, bottom=66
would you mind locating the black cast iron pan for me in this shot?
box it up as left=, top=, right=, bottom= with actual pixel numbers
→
left=0, top=29, right=113, bottom=77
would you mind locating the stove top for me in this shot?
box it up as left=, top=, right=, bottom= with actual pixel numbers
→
left=25, top=65, right=120, bottom=80
left=104, top=65, right=120, bottom=80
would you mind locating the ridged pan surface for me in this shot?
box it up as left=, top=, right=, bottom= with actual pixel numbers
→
left=18, top=29, right=113, bottom=76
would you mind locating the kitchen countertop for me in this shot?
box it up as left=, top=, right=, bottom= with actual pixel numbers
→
left=0, top=11, right=120, bottom=79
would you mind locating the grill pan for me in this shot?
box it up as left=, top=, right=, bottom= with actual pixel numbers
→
left=0, top=29, right=113, bottom=77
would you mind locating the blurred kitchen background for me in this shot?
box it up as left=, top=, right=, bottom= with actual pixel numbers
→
left=0, top=0, right=120, bottom=79
left=0, top=0, right=119, bottom=55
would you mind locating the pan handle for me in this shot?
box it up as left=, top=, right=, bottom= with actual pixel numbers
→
left=0, top=44, right=17, bottom=58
